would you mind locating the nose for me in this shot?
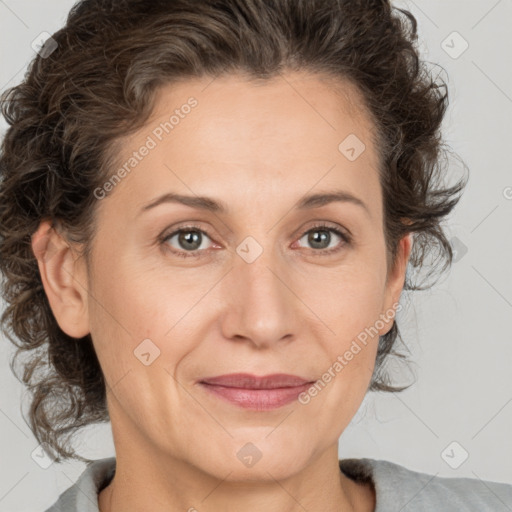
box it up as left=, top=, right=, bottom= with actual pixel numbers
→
left=220, top=250, right=299, bottom=349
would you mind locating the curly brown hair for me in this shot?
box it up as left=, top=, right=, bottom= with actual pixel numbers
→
left=0, top=0, right=468, bottom=463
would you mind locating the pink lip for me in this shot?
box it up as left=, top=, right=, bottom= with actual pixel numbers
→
left=198, top=373, right=316, bottom=410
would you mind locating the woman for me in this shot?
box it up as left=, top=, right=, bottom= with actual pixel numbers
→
left=0, top=1, right=510, bottom=511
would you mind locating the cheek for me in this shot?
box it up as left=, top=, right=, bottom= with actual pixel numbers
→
left=304, top=264, right=386, bottom=336
left=299, top=265, right=385, bottom=401
left=310, top=277, right=382, bottom=422
left=88, top=258, right=206, bottom=375
left=91, top=245, right=170, bottom=331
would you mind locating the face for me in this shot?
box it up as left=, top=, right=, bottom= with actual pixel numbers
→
left=34, top=71, right=411, bottom=481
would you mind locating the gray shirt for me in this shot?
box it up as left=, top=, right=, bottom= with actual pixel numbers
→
left=44, top=456, right=512, bottom=511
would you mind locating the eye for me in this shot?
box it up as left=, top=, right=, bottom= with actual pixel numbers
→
left=161, top=225, right=216, bottom=258
left=160, top=222, right=351, bottom=259
left=295, top=223, right=351, bottom=255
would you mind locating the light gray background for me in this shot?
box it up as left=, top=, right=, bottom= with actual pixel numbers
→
left=1, top=1, right=511, bottom=510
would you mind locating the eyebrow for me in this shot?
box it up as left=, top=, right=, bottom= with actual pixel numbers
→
left=140, top=189, right=370, bottom=216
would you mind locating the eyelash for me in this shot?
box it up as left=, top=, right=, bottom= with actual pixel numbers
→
left=159, top=222, right=352, bottom=259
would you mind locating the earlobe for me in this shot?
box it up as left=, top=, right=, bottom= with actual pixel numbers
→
left=31, top=219, right=90, bottom=339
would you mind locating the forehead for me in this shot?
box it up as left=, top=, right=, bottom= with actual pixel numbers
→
left=100, top=71, right=381, bottom=218
left=148, top=71, right=376, bottom=145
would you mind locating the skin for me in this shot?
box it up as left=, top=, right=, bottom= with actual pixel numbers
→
left=32, top=71, right=412, bottom=512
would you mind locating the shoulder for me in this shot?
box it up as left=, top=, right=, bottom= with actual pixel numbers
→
left=44, top=457, right=116, bottom=512
left=339, top=457, right=512, bottom=511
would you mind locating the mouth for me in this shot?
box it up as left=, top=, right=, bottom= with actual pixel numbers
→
left=198, top=373, right=316, bottom=410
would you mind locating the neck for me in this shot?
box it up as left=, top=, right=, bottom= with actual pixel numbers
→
left=98, top=445, right=373, bottom=512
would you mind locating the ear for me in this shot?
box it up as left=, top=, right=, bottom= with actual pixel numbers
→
left=378, top=231, right=413, bottom=336
left=31, top=219, right=90, bottom=338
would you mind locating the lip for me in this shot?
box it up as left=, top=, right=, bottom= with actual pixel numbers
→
left=200, top=373, right=313, bottom=388
left=198, top=373, right=316, bottom=410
